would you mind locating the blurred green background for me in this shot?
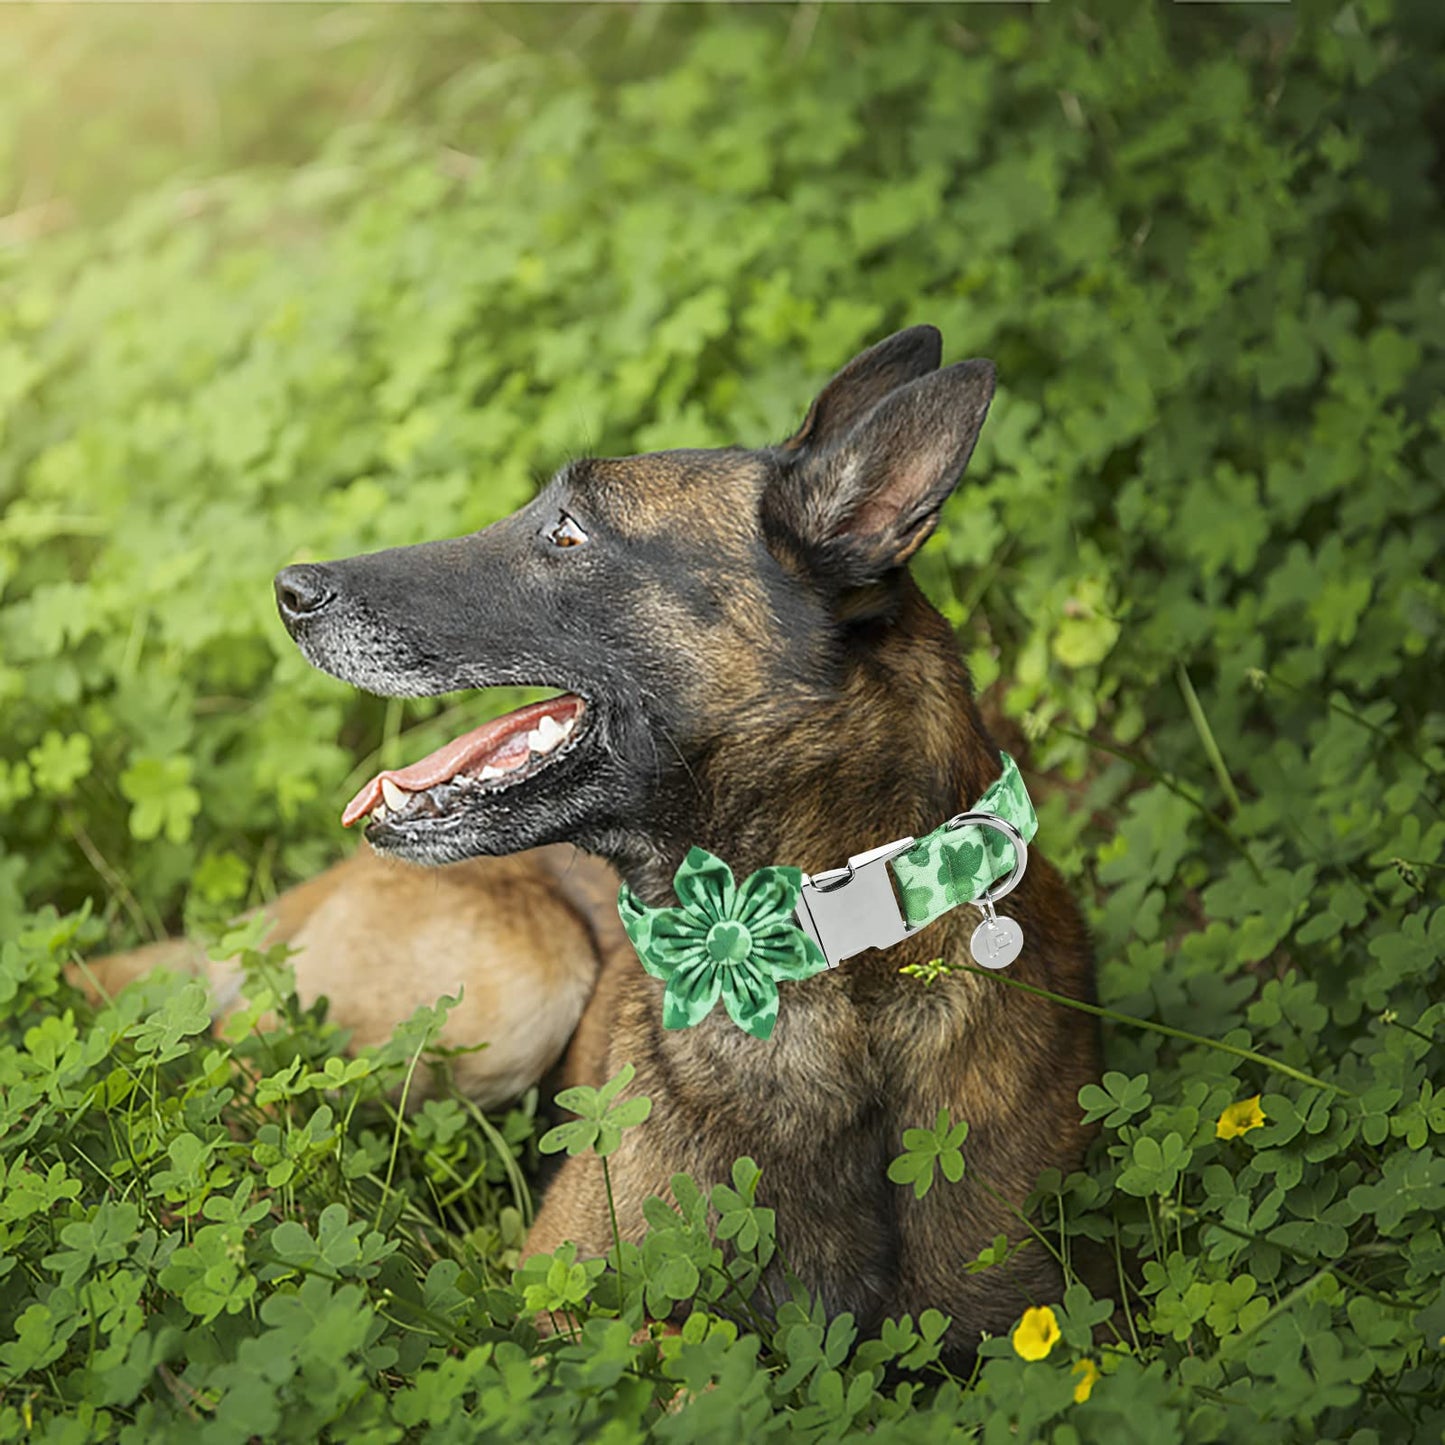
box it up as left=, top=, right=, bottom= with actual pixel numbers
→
left=4, top=0, right=1437, bottom=944
left=1, top=3, right=1444, bottom=1438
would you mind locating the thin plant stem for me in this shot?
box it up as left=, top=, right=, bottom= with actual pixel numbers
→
left=1391, top=854, right=1445, bottom=874
left=543, top=1309, right=581, bottom=1345
left=967, top=1166, right=1067, bottom=1274
left=1186, top=1210, right=1416, bottom=1309
left=63, top=807, right=159, bottom=941
left=1055, top=1182, right=1069, bottom=1280
left=336, top=1083, right=367, bottom=1193
left=603, top=1156, right=626, bottom=1310
left=374, top=1030, right=430, bottom=1231
left=956, top=962, right=1353, bottom=1096
left=705, top=1259, right=775, bottom=1340
left=1381, top=1014, right=1437, bottom=1046
left=1112, top=1222, right=1144, bottom=1353
left=1257, top=669, right=1444, bottom=798
left=1048, top=724, right=1263, bottom=881
left=1176, top=663, right=1243, bottom=816
left=257, top=1250, right=469, bottom=1347
left=1220, top=1267, right=1332, bottom=1355
left=965, top=1166, right=1129, bottom=1347
left=461, top=1097, right=534, bottom=1226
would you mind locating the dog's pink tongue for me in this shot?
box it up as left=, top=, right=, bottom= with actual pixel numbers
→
left=341, top=696, right=580, bottom=827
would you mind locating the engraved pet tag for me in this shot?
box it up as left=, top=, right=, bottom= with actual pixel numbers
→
left=945, top=812, right=1028, bottom=970
left=970, top=913, right=1024, bottom=969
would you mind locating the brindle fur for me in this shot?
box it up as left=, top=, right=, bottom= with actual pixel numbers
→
left=260, top=326, right=1100, bottom=1364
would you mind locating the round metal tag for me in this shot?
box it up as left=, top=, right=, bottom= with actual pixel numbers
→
left=970, top=914, right=1024, bottom=969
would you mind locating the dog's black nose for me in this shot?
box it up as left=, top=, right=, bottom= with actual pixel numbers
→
left=274, top=564, right=335, bottom=625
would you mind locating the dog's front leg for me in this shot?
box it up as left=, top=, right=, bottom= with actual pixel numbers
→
left=525, top=1153, right=616, bottom=1261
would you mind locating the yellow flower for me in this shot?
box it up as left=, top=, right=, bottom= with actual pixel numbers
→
left=1216, top=1094, right=1266, bottom=1140
left=1072, top=1358, right=1100, bottom=1403
left=1011, top=1305, right=1061, bottom=1361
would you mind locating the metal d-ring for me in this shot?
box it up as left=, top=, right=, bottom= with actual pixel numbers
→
left=944, top=811, right=1030, bottom=969
left=941, top=811, right=1029, bottom=905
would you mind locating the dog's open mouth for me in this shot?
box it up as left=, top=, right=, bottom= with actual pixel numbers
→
left=342, top=693, right=588, bottom=832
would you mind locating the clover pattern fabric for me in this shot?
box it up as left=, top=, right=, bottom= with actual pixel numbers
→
left=617, top=847, right=828, bottom=1041
left=889, top=752, right=1038, bottom=929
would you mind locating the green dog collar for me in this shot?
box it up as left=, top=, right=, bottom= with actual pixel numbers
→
left=616, top=752, right=1037, bottom=1040
left=890, top=752, right=1037, bottom=930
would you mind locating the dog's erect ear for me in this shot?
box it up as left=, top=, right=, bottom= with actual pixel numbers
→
left=781, top=325, right=943, bottom=454
left=768, top=358, right=996, bottom=583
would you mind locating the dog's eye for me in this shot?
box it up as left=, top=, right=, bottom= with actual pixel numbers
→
left=545, top=512, right=589, bottom=549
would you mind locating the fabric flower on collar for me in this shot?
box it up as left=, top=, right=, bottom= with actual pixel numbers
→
left=617, top=847, right=828, bottom=1040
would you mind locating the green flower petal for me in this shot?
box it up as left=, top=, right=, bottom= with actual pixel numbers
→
left=731, top=864, right=804, bottom=929
left=651, top=908, right=711, bottom=956
left=720, top=967, right=780, bottom=1040
left=617, top=885, right=655, bottom=954
left=673, top=846, right=737, bottom=924
left=618, top=887, right=709, bottom=980
left=750, top=921, right=828, bottom=981
left=662, top=961, right=723, bottom=1030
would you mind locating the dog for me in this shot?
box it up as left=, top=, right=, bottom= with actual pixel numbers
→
left=260, top=325, right=1100, bottom=1363
left=80, top=844, right=618, bottom=1107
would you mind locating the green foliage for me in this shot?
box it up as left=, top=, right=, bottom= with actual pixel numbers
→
left=887, top=1108, right=969, bottom=1200
left=538, top=1063, right=654, bottom=1159
left=2, top=1, right=1444, bottom=1439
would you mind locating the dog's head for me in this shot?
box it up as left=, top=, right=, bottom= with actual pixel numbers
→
left=276, top=326, right=994, bottom=872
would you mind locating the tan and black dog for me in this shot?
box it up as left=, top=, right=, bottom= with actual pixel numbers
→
left=101, top=327, right=1099, bottom=1363
left=276, top=324, right=1100, bottom=1355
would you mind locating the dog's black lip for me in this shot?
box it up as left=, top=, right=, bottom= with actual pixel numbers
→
left=362, top=685, right=597, bottom=842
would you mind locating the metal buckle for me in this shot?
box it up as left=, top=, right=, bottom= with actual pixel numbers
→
left=794, top=834, right=917, bottom=969
left=793, top=811, right=1029, bottom=970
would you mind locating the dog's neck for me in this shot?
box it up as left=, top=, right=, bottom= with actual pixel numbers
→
left=614, top=580, right=1001, bottom=907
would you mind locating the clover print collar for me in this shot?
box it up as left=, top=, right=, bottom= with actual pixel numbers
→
left=616, top=751, right=1038, bottom=1040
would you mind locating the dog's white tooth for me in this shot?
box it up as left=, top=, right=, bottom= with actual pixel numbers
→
left=381, top=778, right=410, bottom=812
left=530, top=715, right=566, bottom=754
left=372, top=802, right=390, bottom=823
left=480, top=765, right=504, bottom=781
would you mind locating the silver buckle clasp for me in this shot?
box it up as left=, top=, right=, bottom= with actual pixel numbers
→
left=794, top=835, right=917, bottom=969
